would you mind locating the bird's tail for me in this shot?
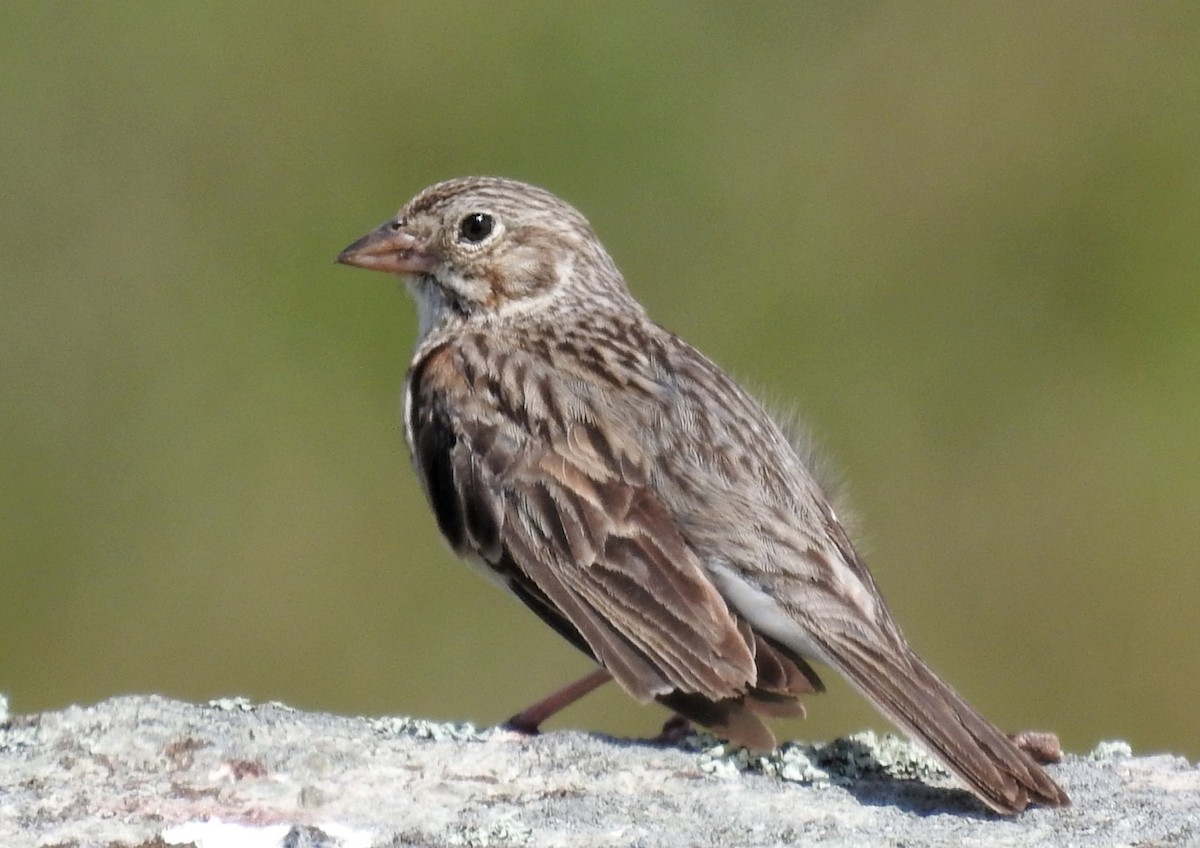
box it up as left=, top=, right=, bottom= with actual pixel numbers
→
left=826, top=636, right=1069, bottom=814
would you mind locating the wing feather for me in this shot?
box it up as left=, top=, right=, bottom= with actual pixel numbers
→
left=500, top=430, right=758, bottom=702
left=407, top=341, right=822, bottom=748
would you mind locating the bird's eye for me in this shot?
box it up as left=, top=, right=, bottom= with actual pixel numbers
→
left=458, top=212, right=495, bottom=244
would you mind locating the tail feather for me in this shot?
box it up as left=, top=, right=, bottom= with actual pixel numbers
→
left=826, top=636, right=1069, bottom=813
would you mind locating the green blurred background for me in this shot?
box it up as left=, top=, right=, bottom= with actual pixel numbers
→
left=3, top=3, right=1198, bottom=761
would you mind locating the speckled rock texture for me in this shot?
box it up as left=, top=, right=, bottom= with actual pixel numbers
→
left=1, top=695, right=1196, bottom=847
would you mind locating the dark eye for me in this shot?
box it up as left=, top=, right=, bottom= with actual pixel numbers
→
left=458, top=212, right=494, bottom=244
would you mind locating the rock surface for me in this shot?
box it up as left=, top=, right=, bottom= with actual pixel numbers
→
left=1, top=695, right=1197, bottom=847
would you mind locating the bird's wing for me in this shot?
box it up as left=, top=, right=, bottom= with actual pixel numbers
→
left=463, top=415, right=758, bottom=704
left=406, top=340, right=819, bottom=747
left=406, top=348, right=749, bottom=699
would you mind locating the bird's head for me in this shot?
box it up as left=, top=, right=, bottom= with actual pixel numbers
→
left=337, top=176, right=637, bottom=337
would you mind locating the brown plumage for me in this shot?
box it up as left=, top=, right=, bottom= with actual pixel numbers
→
left=336, top=176, right=1069, bottom=814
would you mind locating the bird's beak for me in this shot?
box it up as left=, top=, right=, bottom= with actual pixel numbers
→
left=335, top=221, right=439, bottom=276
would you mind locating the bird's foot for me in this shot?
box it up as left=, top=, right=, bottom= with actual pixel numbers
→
left=652, top=714, right=696, bottom=746
left=1009, top=730, right=1064, bottom=764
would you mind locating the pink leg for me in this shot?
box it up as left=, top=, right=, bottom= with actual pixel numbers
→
left=504, top=667, right=613, bottom=734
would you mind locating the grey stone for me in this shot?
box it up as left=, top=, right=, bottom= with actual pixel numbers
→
left=0, top=695, right=1196, bottom=847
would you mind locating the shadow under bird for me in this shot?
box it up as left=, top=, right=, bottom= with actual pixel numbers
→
left=336, top=176, right=1069, bottom=814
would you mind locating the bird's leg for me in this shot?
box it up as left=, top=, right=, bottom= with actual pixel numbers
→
left=503, top=667, right=613, bottom=734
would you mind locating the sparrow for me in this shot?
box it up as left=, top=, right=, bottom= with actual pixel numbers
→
left=336, top=176, right=1069, bottom=814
